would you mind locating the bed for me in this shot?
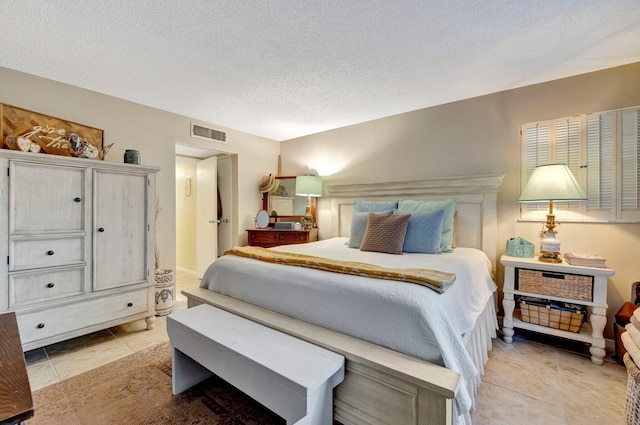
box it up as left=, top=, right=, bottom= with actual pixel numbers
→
left=184, top=174, right=504, bottom=425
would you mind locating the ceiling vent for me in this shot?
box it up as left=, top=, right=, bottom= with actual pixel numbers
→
left=191, top=122, right=227, bottom=143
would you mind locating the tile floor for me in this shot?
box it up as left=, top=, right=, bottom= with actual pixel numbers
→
left=25, top=269, right=629, bottom=425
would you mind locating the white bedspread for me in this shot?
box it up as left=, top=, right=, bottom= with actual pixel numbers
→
left=200, top=237, right=496, bottom=420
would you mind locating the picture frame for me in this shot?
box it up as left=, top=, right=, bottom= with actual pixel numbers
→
left=0, top=103, right=104, bottom=158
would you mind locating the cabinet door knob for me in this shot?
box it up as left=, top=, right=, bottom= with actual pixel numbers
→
left=98, top=227, right=105, bottom=232
left=127, top=302, right=133, bottom=307
left=47, top=282, right=55, bottom=288
left=74, top=197, right=82, bottom=202
left=47, top=250, right=54, bottom=256
left=36, top=323, right=45, bottom=329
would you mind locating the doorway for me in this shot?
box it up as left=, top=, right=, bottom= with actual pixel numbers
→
left=175, top=148, right=236, bottom=278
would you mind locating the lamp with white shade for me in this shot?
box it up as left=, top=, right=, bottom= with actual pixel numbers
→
left=295, top=175, right=322, bottom=229
left=519, top=163, right=586, bottom=263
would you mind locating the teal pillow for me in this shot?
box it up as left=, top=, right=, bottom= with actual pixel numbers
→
left=348, top=210, right=392, bottom=248
left=398, top=198, right=457, bottom=253
left=353, top=200, right=398, bottom=212
left=394, top=209, right=444, bottom=254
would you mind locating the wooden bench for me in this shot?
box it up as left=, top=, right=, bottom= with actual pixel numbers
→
left=167, top=304, right=345, bottom=425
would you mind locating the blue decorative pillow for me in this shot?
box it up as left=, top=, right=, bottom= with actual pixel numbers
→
left=394, top=209, right=444, bottom=254
left=398, top=198, right=457, bottom=253
left=353, top=200, right=398, bottom=212
left=348, top=210, right=392, bottom=248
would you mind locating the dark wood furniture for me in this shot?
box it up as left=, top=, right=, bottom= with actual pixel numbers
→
left=247, top=228, right=318, bottom=248
left=0, top=312, right=34, bottom=425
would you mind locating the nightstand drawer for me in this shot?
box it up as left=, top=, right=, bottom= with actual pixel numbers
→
left=516, top=268, right=593, bottom=302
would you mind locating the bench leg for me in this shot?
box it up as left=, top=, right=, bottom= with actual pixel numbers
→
left=172, top=346, right=213, bottom=395
left=293, top=381, right=333, bottom=425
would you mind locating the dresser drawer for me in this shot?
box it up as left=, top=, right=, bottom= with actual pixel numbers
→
left=10, top=236, right=84, bottom=271
left=516, top=268, right=594, bottom=302
left=278, top=231, right=309, bottom=244
left=9, top=267, right=85, bottom=308
left=248, top=231, right=279, bottom=244
left=16, top=288, right=149, bottom=345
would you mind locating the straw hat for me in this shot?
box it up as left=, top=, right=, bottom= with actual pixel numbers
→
left=258, top=174, right=278, bottom=193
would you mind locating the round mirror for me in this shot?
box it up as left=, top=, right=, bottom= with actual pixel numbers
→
left=255, top=209, right=270, bottom=229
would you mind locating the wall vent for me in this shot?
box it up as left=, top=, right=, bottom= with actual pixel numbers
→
left=191, top=122, right=227, bottom=143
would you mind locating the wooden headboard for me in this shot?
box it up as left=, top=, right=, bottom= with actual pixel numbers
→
left=326, top=174, right=504, bottom=268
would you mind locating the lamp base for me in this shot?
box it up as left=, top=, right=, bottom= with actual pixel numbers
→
left=539, top=251, right=562, bottom=263
left=539, top=231, right=562, bottom=263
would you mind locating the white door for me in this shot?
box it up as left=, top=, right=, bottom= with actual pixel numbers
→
left=196, top=156, right=217, bottom=278
left=217, top=155, right=233, bottom=256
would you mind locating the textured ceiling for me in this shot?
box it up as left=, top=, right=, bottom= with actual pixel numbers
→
left=1, top=1, right=639, bottom=141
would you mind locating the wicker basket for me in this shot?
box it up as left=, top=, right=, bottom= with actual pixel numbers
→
left=516, top=268, right=593, bottom=302
left=519, top=298, right=584, bottom=333
left=624, top=353, right=640, bottom=425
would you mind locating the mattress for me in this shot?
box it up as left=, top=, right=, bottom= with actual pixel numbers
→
left=200, top=237, right=497, bottom=422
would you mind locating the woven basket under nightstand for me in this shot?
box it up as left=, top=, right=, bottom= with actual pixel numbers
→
left=519, top=298, right=584, bottom=333
left=624, top=353, right=640, bottom=425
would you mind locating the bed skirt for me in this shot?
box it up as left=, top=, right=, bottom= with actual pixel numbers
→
left=459, top=295, right=497, bottom=424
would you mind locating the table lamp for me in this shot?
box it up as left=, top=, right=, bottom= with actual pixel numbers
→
left=519, top=163, right=586, bottom=263
left=295, top=175, right=322, bottom=229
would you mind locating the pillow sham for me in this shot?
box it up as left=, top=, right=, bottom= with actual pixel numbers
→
left=348, top=210, right=393, bottom=248
left=360, top=212, right=410, bottom=255
left=398, top=198, right=457, bottom=253
left=353, top=199, right=398, bottom=212
left=394, top=208, right=444, bottom=254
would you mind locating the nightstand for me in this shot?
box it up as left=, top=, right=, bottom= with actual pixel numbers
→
left=501, top=255, right=615, bottom=365
left=247, top=228, right=318, bottom=248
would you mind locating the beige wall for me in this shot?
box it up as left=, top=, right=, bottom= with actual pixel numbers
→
left=280, top=62, right=640, bottom=338
left=175, top=162, right=197, bottom=272
left=0, top=66, right=281, bottom=274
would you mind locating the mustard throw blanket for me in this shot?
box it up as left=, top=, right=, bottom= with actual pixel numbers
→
left=224, top=246, right=456, bottom=293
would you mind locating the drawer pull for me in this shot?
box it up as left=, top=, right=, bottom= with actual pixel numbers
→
left=47, top=282, right=55, bottom=288
left=98, top=227, right=105, bottom=232
left=47, top=250, right=55, bottom=256
left=542, top=272, right=565, bottom=279
left=127, top=302, right=133, bottom=307
left=36, top=323, right=45, bottom=329
left=74, top=197, right=82, bottom=202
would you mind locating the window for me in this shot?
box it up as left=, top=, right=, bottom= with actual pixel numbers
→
left=521, top=106, right=640, bottom=223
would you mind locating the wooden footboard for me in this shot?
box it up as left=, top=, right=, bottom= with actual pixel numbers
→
left=182, top=287, right=459, bottom=425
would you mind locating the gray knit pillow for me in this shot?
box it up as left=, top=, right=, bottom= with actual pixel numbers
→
left=360, top=213, right=410, bottom=255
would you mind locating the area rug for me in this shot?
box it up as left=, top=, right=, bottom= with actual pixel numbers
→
left=27, top=342, right=284, bottom=425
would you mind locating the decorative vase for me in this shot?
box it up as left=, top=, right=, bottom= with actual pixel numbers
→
left=154, top=269, right=175, bottom=316
left=124, top=149, right=141, bottom=164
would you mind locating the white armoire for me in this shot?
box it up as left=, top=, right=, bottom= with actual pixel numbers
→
left=0, top=149, right=159, bottom=351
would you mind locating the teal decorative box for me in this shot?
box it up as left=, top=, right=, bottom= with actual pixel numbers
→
left=506, top=237, right=534, bottom=258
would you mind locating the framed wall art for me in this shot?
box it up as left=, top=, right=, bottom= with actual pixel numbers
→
left=0, top=103, right=105, bottom=159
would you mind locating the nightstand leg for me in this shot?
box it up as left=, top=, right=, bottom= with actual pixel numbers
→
left=589, top=307, right=607, bottom=365
left=502, top=294, right=515, bottom=343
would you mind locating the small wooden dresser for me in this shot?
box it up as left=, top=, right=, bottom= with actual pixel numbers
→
left=247, top=228, right=318, bottom=248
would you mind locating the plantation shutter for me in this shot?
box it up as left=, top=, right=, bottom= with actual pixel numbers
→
left=553, top=117, right=582, bottom=212
left=586, top=112, right=615, bottom=219
left=621, top=107, right=640, bottom=220
left=522, top=106, right=640, bottom=223
left=522, top=122, right=551, bottom=214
